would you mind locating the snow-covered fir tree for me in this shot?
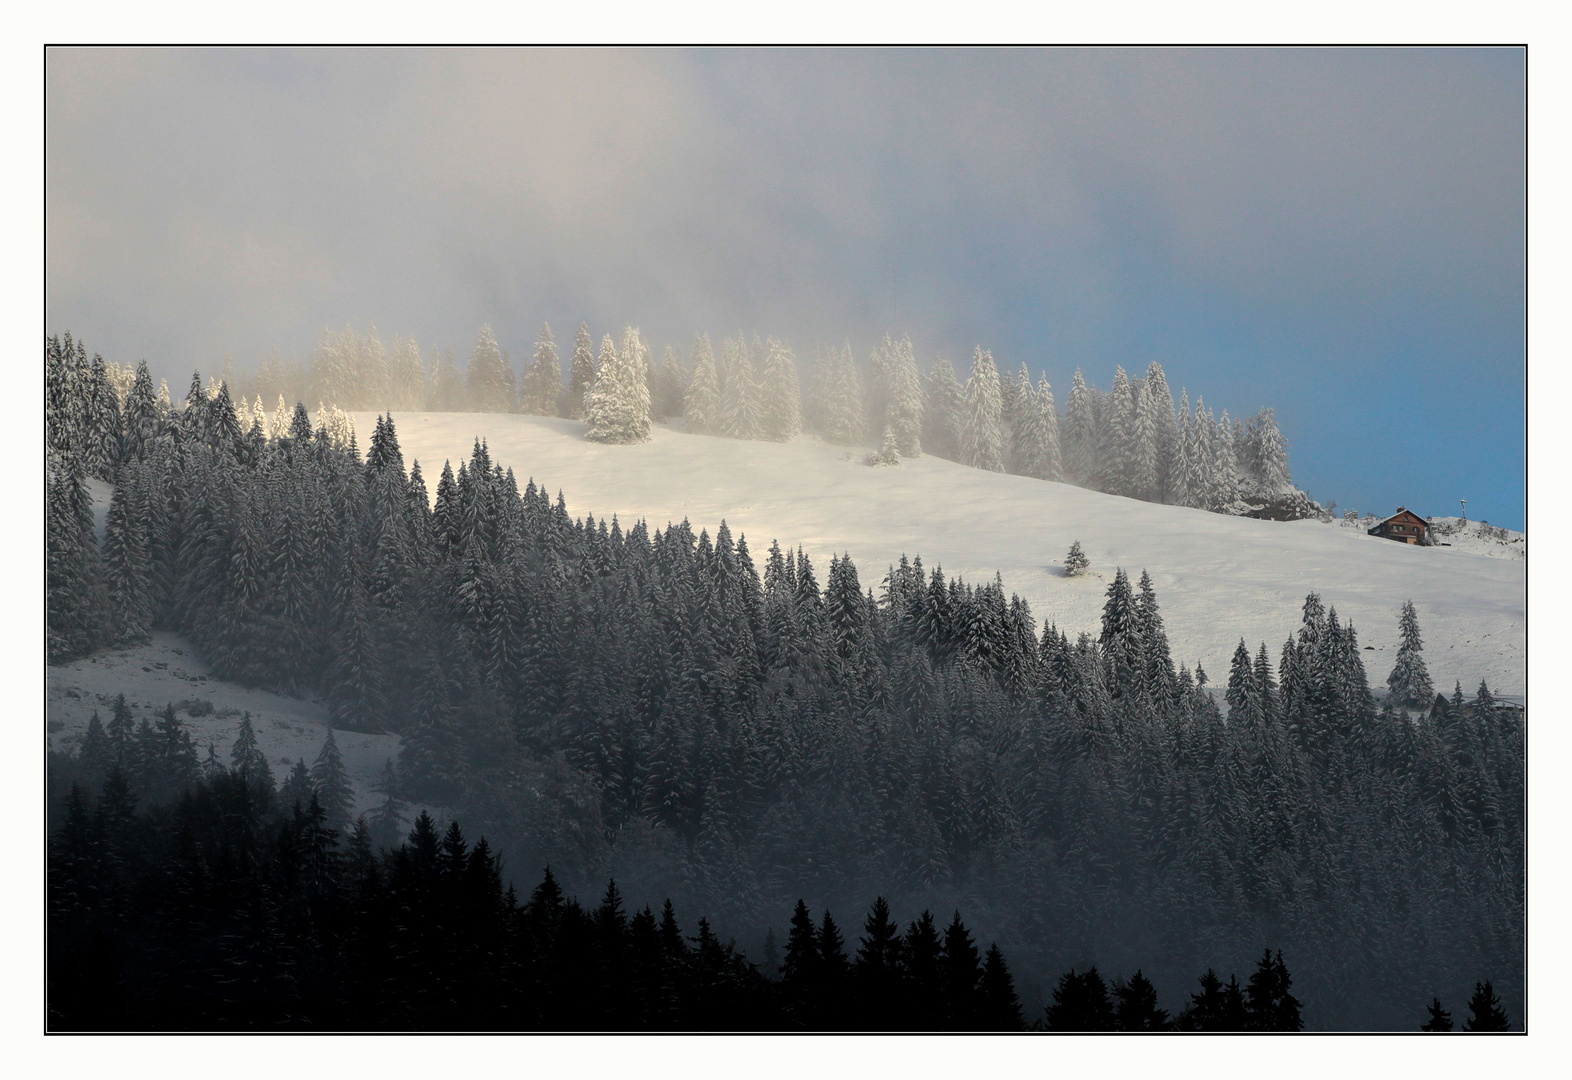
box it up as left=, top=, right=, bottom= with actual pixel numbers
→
left=386, top=336, right=427, bottom=412
left=1187, top=398, right=1215, bottom=509
left=923, top=356, right=964, bottom=462
left=1005, top=363, right=1034, bottom=475
left=121, top=361, right=163, bottom=464
left=46, top=463, right=106, bottom=661
left=865, top=334, right=898, bottom=441
left=886, top=335, right=923, bottom=456
left=720, top=334, right=764, bottom=439
left=269, top=395, right=291, bottom=441
left=1251, top=407, right=1292, bottom=493
left=427, top=346, right=465, bottom=411
left=1064, top=539, right=1089, bottom=577
left=997, top=362, right=1021, bottom=427
left=1095, top=366, right=1134, bottom=497
left=869, top=425, right=902, bottom=466
left=686, top=333, right=721, bottom=435
left=566, top=322, right=597, bottom=420
left=1143, top=362, right=1180, bottom=502
left=521, top=323, right=562, bottom=416
left=1386, top=600, right=1435, bottom=709
left=1208, top=409, right=1239, bottom=511
left=102, top=468, right=151, bottom=644
left=821, top=342, right=865, bottom=446
left=1012, top=376, right=1063, bottom=482
left=1037, top=377, right=1063, bottom=482
left=585, top=327, right=652, bottom=444
left=466, top=324, right=515, bottom=413
left=1172, top=389, right=1193, bottom=507
left=1064, top=369, right=1096, bottom=486
left=961, top=347, right=1005, bottom=472
left=759, top=337, right=802, bottom=442
left=654, top=345, right=687, bottom=421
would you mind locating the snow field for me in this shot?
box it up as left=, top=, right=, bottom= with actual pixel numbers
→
left=359, top=411, right=1527, bottom=698
left=47, top=631, right=408, bottom=821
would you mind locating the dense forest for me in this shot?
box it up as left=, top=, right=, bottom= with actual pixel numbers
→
left=83, top=321, right=1311, bottom=517
left=58, top=742, right=1411, bottom=1031
left=46, top=335, right=1521, bottom=1029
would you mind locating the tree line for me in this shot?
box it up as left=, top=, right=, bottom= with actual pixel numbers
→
left=46, top=344, right=1521, bottom=1029
left=53, top=325, right=1307, bottom=518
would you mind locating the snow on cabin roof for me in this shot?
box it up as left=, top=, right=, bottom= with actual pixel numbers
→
left=1375, top=507, right=1427, bottom=525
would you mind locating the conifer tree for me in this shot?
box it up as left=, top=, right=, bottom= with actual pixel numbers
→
left=368, top=758, right=407, bottom=850
left=1244, top=949, right=1303, bottom=1031
left=279, top=758, right=314, bottom=810
left=1386, top=600, right=1435, bottom=710
left=1045, top=967, right=1115, bottom=1031
left=102, top=474, right=151, bottom=644
left=522, top=323, right=562, bottom=416
left=759, top=338, right=803, bottom=442
left=719, top=335, right=764, bottom=440
left=854, top=897, right=904, bottom=1029
left=903, top=912, right=944, bottom=1028
left=229, top=713, right=275, bottom=790
left=1064, top=369, right=1097, bottom=485
left=1130, top=368, right=1163, bottom=502
left=387, top=337, right=427, bottom=412
left=565, top=323, right=597, bottom=419
left=685, top=333, right=721, bottom=435
left=864, top=334, right=895, bottom=439
left=922, top=356, right=964, bottom=462
left=781, top=899, right=821, bottom=1026
left=818, top=910, right=850, bottom=1026
left=1037, top=376, right=1063, bottom=481
left=978, top=944, right=1023, bottom=1030
left=120, top=361, right=163, bottom=464
left=1143, top=362, right=1180, bottom=502
left=310, top=728, right=356, bottom=833
left=886, top=336, right=923, bottom=456
left=821, top=342, right=865, bottom=446
left=1464, top=980, right=1511, bottom=1031
left=1064, top=539, right=1089, bottom=577
left=654, top=345, right=687, bottom=421
left=1096, top=366, right=1134, bottom=496
left=465, top=325, right=515, bottom=413
left=1421, top=998, right=1453, bottom=1031
left=1007, top=373, right=1041, bottom=477
left=1114, top=970, right=1171, bottom=1030
left=939, top=910, right=982, bottom=1028
left=1172, top=389, right=1193, bottom=506
left=1211, top=409, right=1239, bottom=510
left=46, top=464, right=107, bottom=662
left=961, top=347, right=1005, bottom=472
left=585, top=328, right=652, bottom=444
left=1252, top=407, right=1291, bottom=492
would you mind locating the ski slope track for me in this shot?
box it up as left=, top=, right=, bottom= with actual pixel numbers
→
left=360, top=412, right=1528, bottom=699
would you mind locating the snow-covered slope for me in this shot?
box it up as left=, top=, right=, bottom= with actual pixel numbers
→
left=47, top=632, right=406, bottom=819
left=355, top=412, right=1527, bottom=698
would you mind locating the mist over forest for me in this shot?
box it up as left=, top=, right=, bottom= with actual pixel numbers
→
left=46, top=333, right=1523, bottom=1030
left=44, top=46, right=1524, bottom=1035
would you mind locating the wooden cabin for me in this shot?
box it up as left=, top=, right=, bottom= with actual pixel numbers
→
left=1368, top=507, right=1429, bottom=545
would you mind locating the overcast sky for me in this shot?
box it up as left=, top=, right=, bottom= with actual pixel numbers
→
left=46, top=47, right=1525, bottom=528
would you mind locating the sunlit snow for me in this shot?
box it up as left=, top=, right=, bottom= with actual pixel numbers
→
left=362, top=411, right=1525, bottom=698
